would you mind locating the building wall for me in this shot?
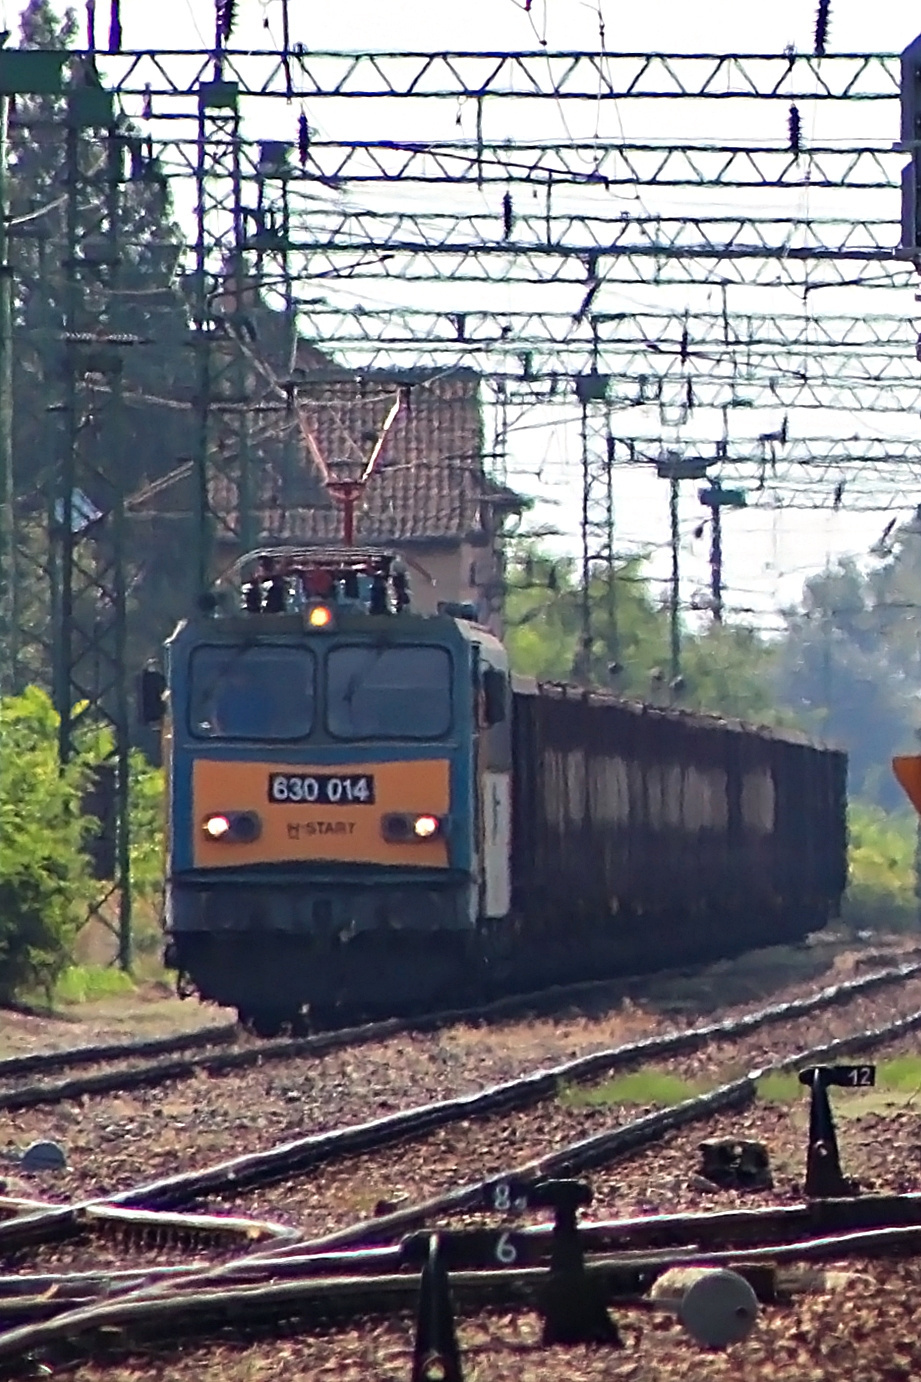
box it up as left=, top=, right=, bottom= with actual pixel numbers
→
left=397, top=540, right=505, bottom=638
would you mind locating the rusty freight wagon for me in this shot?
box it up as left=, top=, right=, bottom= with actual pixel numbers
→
left=509, top=679, right=848, bottom=986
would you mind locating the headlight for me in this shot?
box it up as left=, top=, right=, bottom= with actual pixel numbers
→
left=201, top=811, right=262, bottom=843
left=305, top=603, right=334, bottom=629
left=412, top=814, right=440, bottom=839
left=381, top=813, right=445, bottom=843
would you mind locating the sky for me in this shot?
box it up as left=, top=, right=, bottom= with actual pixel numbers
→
left=15, top=0, right=921, bottom=636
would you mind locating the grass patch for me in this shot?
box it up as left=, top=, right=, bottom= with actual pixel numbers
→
left=758, top=1056, right=921, bottom=1110
left=561, top=1067, right=710, bottom=1109
left=867, top=1055, right=921, bottom=1093
left=755, top=1069, right=803, bottom=1104
left=53, top=964, right=136, bottom=1006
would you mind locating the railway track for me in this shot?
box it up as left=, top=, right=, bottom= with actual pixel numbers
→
left=1, top=959, right=920, bottom=1244
left=1, top=955, right=921, bottom=1376
left=2, top=951, right=920, bottom=1115
left=3, top=999, right=921, bottom=1373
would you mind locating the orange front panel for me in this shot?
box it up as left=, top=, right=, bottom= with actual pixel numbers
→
left=192, top=758, right=451, bottom=869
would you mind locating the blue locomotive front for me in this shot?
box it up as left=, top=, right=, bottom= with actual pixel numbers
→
left=141, top=547, right=511, bottom=1033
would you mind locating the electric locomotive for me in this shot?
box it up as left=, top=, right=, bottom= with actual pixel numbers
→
left=140, top=546, right=511, bottom=1035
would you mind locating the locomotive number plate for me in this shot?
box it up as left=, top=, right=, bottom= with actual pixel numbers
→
left=267, top=773, right=375, bottom=805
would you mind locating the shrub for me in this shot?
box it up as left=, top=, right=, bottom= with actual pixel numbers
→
left=53, top=963, right=135, bottom=1005
left=0, top=687, right=96, bottom=1000
left=129, top=751, right=164, bottom=905
left=844, top=800, right=918, bottom=932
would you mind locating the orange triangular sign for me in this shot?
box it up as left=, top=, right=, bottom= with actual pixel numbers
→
left=893, top=756, right=921, bottom=817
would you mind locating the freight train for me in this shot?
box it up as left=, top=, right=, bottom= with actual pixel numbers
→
left=140, top=545, right=848, bottom=1036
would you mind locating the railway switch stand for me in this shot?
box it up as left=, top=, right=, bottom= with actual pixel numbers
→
left=799, top=1064, right=875, bottom=1199
left=520, top=1178, right=621, bottom=1347
left=411, top=1234, right=464, bottom=1382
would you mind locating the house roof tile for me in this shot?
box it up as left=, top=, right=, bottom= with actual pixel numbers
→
left=236, top=364, right=520, bottom=546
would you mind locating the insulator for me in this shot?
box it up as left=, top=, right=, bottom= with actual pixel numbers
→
left=788, top=104, right=802, bottom=155
left=502, top=190, right=513, bottom=239
left=369, top=576, right=389, bottom=616
left=686, top=379, right=694, bottom=411
left=217, top=0, right=236, bottom=41
left=814, top=0, right=830, bottom=56
left=780, top=414, right=789, bottom=446
left=108, top=0, right=121, bottom=52
left=393, top=568, right=410, bottom=610
left=298, top=113, right=310, bottom=166
left=264, top=578, right=286, bottom=613
left=680, top=326, right=689, bottom=362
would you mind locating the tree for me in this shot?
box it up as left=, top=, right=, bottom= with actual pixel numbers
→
left=774, top=556, right=919, bottom=809
left=9, top=0, right=197, bottom=688
left=503, top=542, right=783, bottom=724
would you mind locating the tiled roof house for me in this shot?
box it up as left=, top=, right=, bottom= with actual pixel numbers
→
left=130, top=277, right=524, bottom=633
left=210, top=308, right=523, bottom=632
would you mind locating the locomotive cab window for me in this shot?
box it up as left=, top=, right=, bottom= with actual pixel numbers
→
left=327, top=645, right=452, bottom=740
left=189, top=645, right=316, bottom=740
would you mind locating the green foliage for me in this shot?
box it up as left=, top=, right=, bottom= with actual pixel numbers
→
left=503, top=542, right=786, bottom=724
left=0, top=686, right=95, bottom=1000
left=844, top=800, right=917, bottom=931
left=773, top=548, right=921, bottom=809
left=53, top=963, right=135, bottom=1005
left=129, top=754, right=165, bottom=904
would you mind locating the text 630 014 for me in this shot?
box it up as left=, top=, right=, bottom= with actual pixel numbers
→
left=267, top=773, right=375, bottom=805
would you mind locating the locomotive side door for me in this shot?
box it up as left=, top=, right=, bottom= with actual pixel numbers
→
left=477, top=658, right=512, bottom=919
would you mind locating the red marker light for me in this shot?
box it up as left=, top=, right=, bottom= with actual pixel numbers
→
left=204, top=814, right=231, bottom=839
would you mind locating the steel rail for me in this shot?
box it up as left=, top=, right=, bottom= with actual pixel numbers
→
left=97, top=962, right=921, bottom=1213
left=6, top=954, right=916, bottom=1115
left=2, top=1005, right=921, bottom=1367
left=11, top=1217, right=921, bottom=1367
left=0, top=958, right=914, bottom=1270
left=290, top=1003, right=921, bottom=1255
left=0, top=1023, right=237, bottom=1082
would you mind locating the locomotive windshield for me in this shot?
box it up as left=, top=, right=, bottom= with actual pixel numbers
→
left=326, top=645, right=452, bottom=740
left=189, top=645, right=317, bottom=740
